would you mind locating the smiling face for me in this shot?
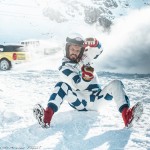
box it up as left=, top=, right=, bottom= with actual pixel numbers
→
left=68, top=44, right=82, bottom=61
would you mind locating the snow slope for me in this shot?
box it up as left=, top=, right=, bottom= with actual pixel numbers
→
left=0, top=59, right=150, bottom=150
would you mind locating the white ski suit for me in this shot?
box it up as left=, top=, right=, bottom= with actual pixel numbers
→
left=47, top=43, right=130, bottom=113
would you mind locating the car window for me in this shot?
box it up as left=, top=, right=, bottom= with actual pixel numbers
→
left=4, top=46, right=25, bottom=52
left=3, top=46, right=13, bottom=52
left=14, top=46, right=25, bottom=52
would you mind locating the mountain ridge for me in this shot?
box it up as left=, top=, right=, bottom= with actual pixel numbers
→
left=40, top=0, right=149, bottom=29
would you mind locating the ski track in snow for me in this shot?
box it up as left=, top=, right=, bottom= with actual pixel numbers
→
left=0, top=70, right=150, bottom=150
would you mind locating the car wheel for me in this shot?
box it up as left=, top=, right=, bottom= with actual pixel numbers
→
left=0, top=59, right=11, bottom=71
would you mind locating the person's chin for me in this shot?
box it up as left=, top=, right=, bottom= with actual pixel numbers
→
left=70, top=56, right=77, bottom=61
left=69, top=57, right=77, bottom=62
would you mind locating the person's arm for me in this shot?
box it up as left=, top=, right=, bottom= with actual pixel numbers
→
left=81, top=38, right=103, bottom=66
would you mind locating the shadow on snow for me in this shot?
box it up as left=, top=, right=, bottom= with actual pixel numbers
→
left=0, top=110, right=131, bottom=150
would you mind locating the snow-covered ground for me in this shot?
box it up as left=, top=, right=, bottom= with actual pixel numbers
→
left=0, top=58, right=150, bottom=150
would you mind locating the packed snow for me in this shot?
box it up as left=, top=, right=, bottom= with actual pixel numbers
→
left=0, top=56, right=150, bottom=150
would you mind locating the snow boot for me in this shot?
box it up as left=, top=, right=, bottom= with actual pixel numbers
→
left=122, top=102, right=143, bottom=128
left=33, top=104, right=50, bottom=128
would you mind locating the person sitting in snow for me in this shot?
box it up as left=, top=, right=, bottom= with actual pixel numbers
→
left=33, top=33, right=142, bottom=128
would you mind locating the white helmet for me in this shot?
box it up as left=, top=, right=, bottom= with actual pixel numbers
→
left=66, top=33, right=84, bottom=46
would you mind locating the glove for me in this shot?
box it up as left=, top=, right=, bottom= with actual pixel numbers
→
left=43, top=107, right=54, bottom=127
left=81, top=65, right=94, bottom=82
left=84, top=37, right=99, bottom=48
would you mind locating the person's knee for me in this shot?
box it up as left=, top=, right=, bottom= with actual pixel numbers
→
left=111, top=80, right=124, bottom=87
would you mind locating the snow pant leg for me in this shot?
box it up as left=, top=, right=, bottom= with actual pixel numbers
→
left=92, top=80, right=130, bottom=112
left=66, top=90, right=89, bottom=111
left=47, top=82, right=72, bottom=112
left=47, top=82, right=87, bottom=112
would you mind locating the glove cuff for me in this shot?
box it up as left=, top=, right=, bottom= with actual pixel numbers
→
left=84, top=38, right=99, bottom=48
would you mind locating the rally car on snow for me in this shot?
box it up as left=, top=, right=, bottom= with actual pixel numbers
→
left=0, top=44, right=29, bottom=71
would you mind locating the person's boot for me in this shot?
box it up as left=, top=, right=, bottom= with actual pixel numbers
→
left=122, top=102, right=143, bottom=127
left=122, top=107, right=133, bottom=127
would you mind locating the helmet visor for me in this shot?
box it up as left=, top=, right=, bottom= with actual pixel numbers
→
left=66, top=37, right=84, bottom=47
